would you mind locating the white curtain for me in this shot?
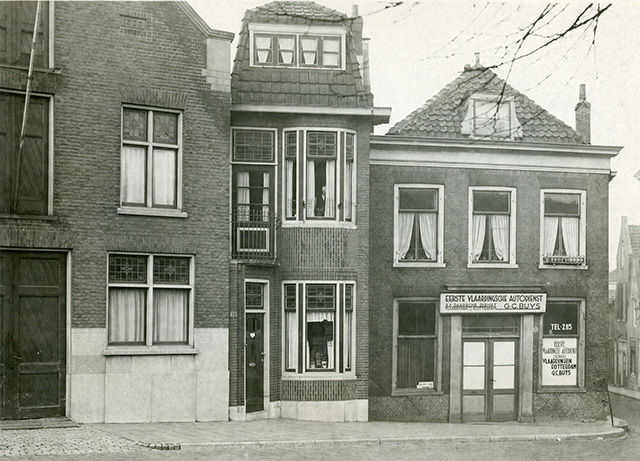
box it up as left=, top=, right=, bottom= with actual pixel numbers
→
left=397, top=213, right=415, bottom=260
left=324, top=160, right=336, bottom=218
left=306, top=312, right=335, bottom=370
left=418, top=213, right=437, bottom=260
left=109, top=288, right=145, bottom=343
left=543, top=217, right=559, bottom=257
left=153, top=289, right=188, bottom=343
left=344, top=161, right=353, bottom=220
left=237, top=171, right=250, bottom=221
left=561, top=216, right=580, bottom=257
left=286, top=160, right=295, bottom=218
left=122, top=146, right=146, bottom=204
left=262, top=172, right=270, bottom=221
left=286, top=311, right=298, bottom=370
left=344, top=310, right=352, bottom=371
left=306, top=160, right=315, bottom=217
left=152, top=149, right=176, bottom=206
left=471, top=215, right=487, bottom=261
left=491, top=215, right=510, bottom=261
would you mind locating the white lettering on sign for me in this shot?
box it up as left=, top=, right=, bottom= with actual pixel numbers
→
left=541, top=337, right=578, bottom=386
left=439, top=293, right=547, bottom=314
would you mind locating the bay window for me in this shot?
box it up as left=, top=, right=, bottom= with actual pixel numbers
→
left=469, top=187, right=516, bottom=266
left=283, top=281, right=355, bottom=374
left=540, top=190, right=586, bottom=266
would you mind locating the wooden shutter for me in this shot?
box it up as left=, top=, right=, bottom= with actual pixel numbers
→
left=0, top=1, right=49, bottom=67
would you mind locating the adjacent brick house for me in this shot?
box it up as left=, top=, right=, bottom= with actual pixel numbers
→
left=0, top=1, right=233, bottom=422
left=368, top=62, right=620, bottom=422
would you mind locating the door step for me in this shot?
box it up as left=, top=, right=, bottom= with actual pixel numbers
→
left=0, top=417, right=78, bottom=431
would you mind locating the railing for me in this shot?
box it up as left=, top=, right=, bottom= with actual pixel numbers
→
left=231, top=211, right=277, bottom=262
left=543, top=255, right=585, bottom=265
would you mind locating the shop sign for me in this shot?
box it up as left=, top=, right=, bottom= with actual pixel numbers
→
left=541, top=337, right=578, bottom=386
left=439, top=293, right=546, bottom=314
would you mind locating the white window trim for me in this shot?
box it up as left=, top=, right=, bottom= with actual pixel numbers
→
left=393, top=184, right=445, bottom=268
left=391, top=298, right=443, bottom=396
left=468, top=186, right=517, bottom=268
left=539, top=189, right=587, bottom=269
left=461, top=92, right=522, bottom=140
left=537, top=298, right=585, bottom=391
left=230, top=127, right=278, bottom=165
left=281, top=127, right=357, bottom=227
left=104, top=252, right=195, bottom=353
left=281, top=280, right=356, bottom=378
left=119, top=105, right=184, bottom=213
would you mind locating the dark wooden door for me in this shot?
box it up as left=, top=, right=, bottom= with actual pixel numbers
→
left=245, top=313, right=264, bottom=413
left=1, top=251, right=66, bottom=420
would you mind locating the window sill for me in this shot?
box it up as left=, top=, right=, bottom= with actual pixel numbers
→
left=539, top=264, right=588, bottom=270
left=281, top=220, right=356, bottom=229
left=103, top=347, right=198, bottom=356
left=394, top=261, right=445, bottom=268
left=117, top=207, right=188, bottom=218
left=392, top=389, right=443, bottom=397
left=0, top=213, right=56, bottom=221
left=281, top=372, right=357, bottom=381
left=467, top=263, right=518, bottom=269
left=536, top=387, right=585, bottom=394
left=0, top=64, right=61, bottom=74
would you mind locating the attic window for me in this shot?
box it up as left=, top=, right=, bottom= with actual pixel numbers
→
left=461, top=94, right=522, bottom=140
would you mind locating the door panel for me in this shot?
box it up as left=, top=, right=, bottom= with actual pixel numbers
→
left=245, top=313, right=264, bottom=413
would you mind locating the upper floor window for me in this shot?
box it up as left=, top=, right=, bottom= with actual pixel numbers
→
left=394, top=185, right=444, bottom=267
left=0, top=1, right=51, bottom=68
left=1, top=92, right=50, bottom=215
left=284, top=128, right=355, bottom=224
left=540, top=190, right=586, bottom=267
left=120, top=107, right=183, bottom=214
left=250, top=25, right=345, bottom=70
left=469, top=187, right=516, bottom=266
left=461, top=93, right=522, bottom=140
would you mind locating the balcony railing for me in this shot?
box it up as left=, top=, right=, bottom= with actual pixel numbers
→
left=231, top=211, right=277, bottom=262
left=543, top=255, right=585, bottom=266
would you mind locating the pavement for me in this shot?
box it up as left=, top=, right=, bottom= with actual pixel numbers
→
left=0, top=416, right=627, bottom=457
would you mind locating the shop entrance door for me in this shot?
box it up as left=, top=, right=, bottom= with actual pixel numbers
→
left=245, top=313, right=264, bottom=413
left=462, top=338, right=518, bottom=422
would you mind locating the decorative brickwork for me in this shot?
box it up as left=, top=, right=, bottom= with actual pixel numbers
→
left=281, top=379, right=357, bottom=401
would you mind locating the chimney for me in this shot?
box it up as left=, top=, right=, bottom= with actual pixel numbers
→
left=575, top=84, right=591, bottom=143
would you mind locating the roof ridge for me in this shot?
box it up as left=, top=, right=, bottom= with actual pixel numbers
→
left=249, top=1, right=348, bottom=21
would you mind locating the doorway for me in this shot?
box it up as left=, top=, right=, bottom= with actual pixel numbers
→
left=244, top=281, right=268, bottom=414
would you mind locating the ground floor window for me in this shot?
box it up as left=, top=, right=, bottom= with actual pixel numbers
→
left=283, top=281, right=354, bottom=374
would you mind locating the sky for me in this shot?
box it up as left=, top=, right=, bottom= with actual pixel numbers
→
left=189, top=0, right=640, bottom=270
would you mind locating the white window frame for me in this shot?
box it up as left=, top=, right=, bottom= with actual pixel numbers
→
left=393, top=184, right=444, bottom=267
left=118, top=105, right=186, bottom=218
left=281, top=280, right=356, bottom=378
left=468, top=186, right=517, bottom=268
left=392, top=298, right=443, bottom=396
left=539, top=189, right=587, bottom=269
left=461, top=92, right=522, bottom=140
left=105, top=252, right=195, bottom=353
left=282, top=127, right=356, bottom=228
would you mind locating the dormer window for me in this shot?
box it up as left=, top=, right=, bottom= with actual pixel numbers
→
left=250, top=25, right=345, bottom=70
left=461, top=93, right=522, bottom=140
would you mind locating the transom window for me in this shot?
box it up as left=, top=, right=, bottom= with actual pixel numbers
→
left=107, top=254, right=193, bottom=346
left=121, top=107, right=182, bottom=210
left=541, top=190, right=586, bottom=266
left=469, top=187, right=516, bottom=265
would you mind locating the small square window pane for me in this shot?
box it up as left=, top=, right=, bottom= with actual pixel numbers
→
left=473, top=191, right=510, bottom=213
left=246, top=283, right=264, bottom=309
left=323, top=38, right=340, bottom=53
left=153, top=256, right=190, bottom=284
left=152, top=149, right=176, bottom=207
left=399, top=188, right=437, bottom=211
left=256, top=36, right=272, bottom=49
left=323, top=53, right=339, bottom=67
left=121, top=146, right=146, bottom=205
left=463, top=341, right=485, bottom=366
left=307, top=284, right=335, bottom=309
left=153, top=289, right=188, bottom=343
left=463, top=366, right=485, bottom=390
left=153, top=112, right=178, bottom=145
left=123, top=109, right=147, bottom=141
left=301, top=37, right=318, bottom=51
left=109, top=254, right=147, bottom=283
left=545, top=193, right=580, bottom=216
left=285, top=284, right=297, bottom=310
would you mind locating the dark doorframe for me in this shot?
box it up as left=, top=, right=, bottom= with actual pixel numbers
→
left=245, top=312, right=264, bottom=413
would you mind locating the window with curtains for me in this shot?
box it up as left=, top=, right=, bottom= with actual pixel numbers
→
left=107, top=254, right=193, bottom=346
left=283, top=282, right=354, bottom=374
left=393, top=300, right=439, bottom=394
left=394, top=185, right=444, bottom=266
left=469, top=187, right=516, bottom=266
left=541, top=191, right=586, bottom=266
left=284, top=129, right=355, bottom=223
left=120, top=107, right=182, bottom=211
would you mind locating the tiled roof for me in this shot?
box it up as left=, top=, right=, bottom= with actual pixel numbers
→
left=628, top=225, right=640, bottom=255
left=387, top=65, right=586, bottom=144
left=231, top=2, right=372, bottom=107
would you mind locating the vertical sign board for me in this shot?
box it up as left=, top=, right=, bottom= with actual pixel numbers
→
left=541, top=337, right=578, bottom=386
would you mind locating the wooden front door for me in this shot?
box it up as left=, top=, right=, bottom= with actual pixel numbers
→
left=1, top=251, right=66, bottom=420
left=245, top=313, right=264, bottom=413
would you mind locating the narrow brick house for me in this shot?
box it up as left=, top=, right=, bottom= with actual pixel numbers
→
left=0, top=1, right=233, bottom=422
left=368, top=62, right=621, bottom=422
left=228, top=1, right=389, bottom=421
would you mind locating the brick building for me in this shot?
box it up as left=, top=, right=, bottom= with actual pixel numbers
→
left=1, top=1, right=233, bottom=422
left=227, top=1, right=389, bottom=421
left=368, top=63, right=620, bottom=422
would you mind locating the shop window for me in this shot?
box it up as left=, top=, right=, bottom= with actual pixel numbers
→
left=284, top=129, right=355, bottom=223
left=540, top=300, right=584, bottom=388
left=393, top=300, right=440, bottom=394
left=540, top=191, right=586, bottom=266
left=107, top=254, right=193, bottom=347
left=469, top=187, right=516, bottom=266
left=394, top=185, right=444, bottom=266
left=283, top=281, right=355, bottom=374
left=0, top=1, right=50, bottom=68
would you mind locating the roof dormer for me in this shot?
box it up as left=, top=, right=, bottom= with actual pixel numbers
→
left=461, top=92, right=523, bottom=140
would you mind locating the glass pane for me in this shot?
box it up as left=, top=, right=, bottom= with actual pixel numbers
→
left=323, top=53, right=339, bottom=67
left=493, top=365, right=515, bottom=389
left=123, top=109, right=147, bottom=141
left=345, top=133, right=355, bottom=160
left=397, top=337, right=435, bottom=388
left=463, top=366, right=485, bottom=390
left=300, top=37, right=318, bottom=51
left=277, top=36, right=295, bottom=51
left=307, top=311, right=335, bottom=370
left=153, top=256, right=190, bottom=284
left=233, top=130, right=274, bottom=162
left=153, top=289, right=188, bottom=343
left=473, top=190, right=510, bottom=213
left=285, top=132, right=297, bottom=158
left=108, top=288, right=146, bottom=343
left=475, top=101, right=510, bottom=137
left=285, top=310, right=297, bottom=370
left=344, top=309, right=353, bottom=371
left=121, top=146, right=146, bottom=204
left=323, top=37, right=340, bottom=52
left=306, top=284, right=335, bottom=309
left=284, top=284, right=297, bottom=311
left=152, top=149, right=176, bottom=207
left=543, top=302, right=579, bottom=336
left=463, top=341, right=485, bottom=366
left=493, top=341, right=515, bottom=365
left=463, top=315, right=519, bottom=334
left=398, top=302, right=436, bottom=336
left=255, top=35, right=272, bottom=49
left=153, top=112, right=178, bottom=144
left=344, top=284, right=353, bottom=311
left=399, top=188, right=437, bottom=211
left=245, top=283, right=264, bottom=309
left=109, top=254, right=147, bottom=283
left=545, top=193, right=580, bottom=216
left=302, top=51, right=317, bottom=65
left=307, top=132, right=337, bottom=158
